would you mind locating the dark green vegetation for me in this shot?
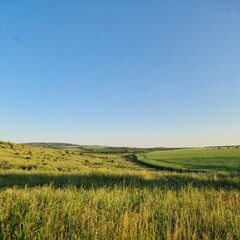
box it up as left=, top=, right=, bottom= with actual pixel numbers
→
left=0, top=141, right=240, bottom=239
left=136, top=148, right=240, bottom=172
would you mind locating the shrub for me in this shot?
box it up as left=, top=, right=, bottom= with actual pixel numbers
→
left=19, top=165, right=37, bottom=170
left=8, top=142, right=14, bottom=149
left=0, top=161, right=14, bottom=170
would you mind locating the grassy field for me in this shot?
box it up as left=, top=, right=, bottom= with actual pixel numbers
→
left=0, top=141, right=142, bottom=172
left=0, top=141, right=240, bottom=239
left=136, top=148, right=240, bottom=172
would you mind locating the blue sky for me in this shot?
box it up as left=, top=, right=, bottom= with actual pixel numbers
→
left=1, top=0, right=240, bottom=147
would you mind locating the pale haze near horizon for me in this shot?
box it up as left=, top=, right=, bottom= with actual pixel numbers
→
left=1, top=0, right=240, bottom=148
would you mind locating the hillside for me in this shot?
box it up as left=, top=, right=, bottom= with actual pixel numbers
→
left=0, top=141, right=142, bottom=173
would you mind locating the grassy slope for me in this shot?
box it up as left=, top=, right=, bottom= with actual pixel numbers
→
left=136, top=147, right=240, bottom=172
left=1, top=141, right=240, bottom=239
left=0, top=141, right=141, bottom=172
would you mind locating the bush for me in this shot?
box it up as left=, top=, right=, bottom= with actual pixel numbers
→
left=19, top=165, right=37, bottom=170
left=8, top=142, right=14, bottom=149
left=0, top=161, right=14, bottom=170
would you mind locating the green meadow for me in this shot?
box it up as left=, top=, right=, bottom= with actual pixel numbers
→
left=0, top=141, right=240, bottom=239
left=136, top=147, right=240, bottom=172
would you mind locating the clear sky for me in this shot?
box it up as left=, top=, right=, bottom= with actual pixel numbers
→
left=0, top=0, right=240, bottom=147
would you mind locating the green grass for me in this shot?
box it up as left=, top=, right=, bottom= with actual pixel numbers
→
left=136, top=147, right=240, bottom=172
left=1, top=141, right=240, bottom=239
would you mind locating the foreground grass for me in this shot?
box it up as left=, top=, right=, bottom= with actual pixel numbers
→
left=1, top=142, right=240, bottom=239
left=136, top=148, right=240, bottom=172
left=1, top=171, right=240, bottom=239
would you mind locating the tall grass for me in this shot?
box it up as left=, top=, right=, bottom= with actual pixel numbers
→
left=0, top=170, right=240, bottom=239
left=1, top=183, right=240, bottom=239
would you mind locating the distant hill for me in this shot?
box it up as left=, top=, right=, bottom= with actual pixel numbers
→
left=24, top=142, right=179, bottom=154
left=26, top=142, right=81, bottom=147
